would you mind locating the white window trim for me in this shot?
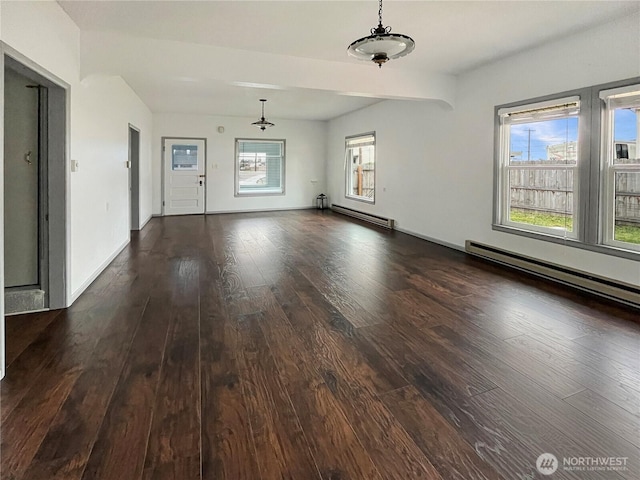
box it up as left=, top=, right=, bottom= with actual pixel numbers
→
left=497, top=97, right=580, bottom=239
left=234, top=138, right=286, bottom=197
left=499, top=96, right=580, bottom=120
left=493, top=77, right=640, bottom=261
left=600, top=88, right=640, bottom=252
left=345, top=132, right=376, bottom=204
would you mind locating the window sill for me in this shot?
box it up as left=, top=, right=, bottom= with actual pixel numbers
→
left=235, top=191, right=285, bottom=197
left=345, top=195, right=375, bottom=205
left=492, top=224, right=640, bottom=261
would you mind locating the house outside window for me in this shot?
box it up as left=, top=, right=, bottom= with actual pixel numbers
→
left=235, top=139, right=285, bottom=196
left=345, top=133, right=375, bottom=203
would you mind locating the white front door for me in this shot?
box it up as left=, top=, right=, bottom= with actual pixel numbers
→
left=163, top=138, right=206, bottom=215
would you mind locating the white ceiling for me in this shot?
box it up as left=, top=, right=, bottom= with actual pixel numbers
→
left=58, top=0, right=640, bottom=120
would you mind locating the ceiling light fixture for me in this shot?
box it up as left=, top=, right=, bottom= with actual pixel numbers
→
left=251, top=99, right=275, bottom=131
left=347, top=0, right=415, bottom=68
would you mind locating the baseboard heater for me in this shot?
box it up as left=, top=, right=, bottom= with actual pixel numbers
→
left=465, top=240, right=640, bottom=307
left=331, top=205, right=394, bottom=229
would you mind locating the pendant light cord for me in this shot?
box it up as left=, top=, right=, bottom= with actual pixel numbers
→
left=372, top=0, right=391, bottom=34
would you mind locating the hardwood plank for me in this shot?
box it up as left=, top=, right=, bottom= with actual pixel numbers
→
left=572, top=333, right=640, bottom=368
left=199, top=259, right=261, bottom=480
left=526, top=329, right=640, bottom=388
left=278, top=267, right=411, bottom=393
left=514, top=286, right=640, bottom=339
left=4, top=310, right=62, bottom=367
left=0, top=296, right=130, bottom=424
left=0, top=363, right=80, bottom=480
left=401, top=358, right=550, bottom=479
left=267, top=279, right=408, bottom=394
left=237, top=312, right=321, bottom=480
left=0, top=300, right=126, bottom=480
left=385, top=288, right=446, bottom=330
left=2, top=212, right=639, bottom=480
left=77, top=297, right=172, bottom=480
left=432, top=321, right=585, bottom=399
left=1, top=310, right=76, bottom=423
left=246, top=294, right=383, bottom=480
left=380, top=385, right=505, bottom=480
left=249, top=285, right=440, bottom=479
left=19, top=300, right=148, bottom=480
left=323, top=381, right=442, bottom=480
left=468, top=388, right=614, bottom=480
left=360, top=319, right=497, bottom=398
left=141, top=259, right=201, bottom=480
left=429, top=325, right=640, bottom=479
left=506, top=334, right=640, bottom=415
left=564, top=389, right=640, bottom=449
left=236, top=262, right=267, bottom=289
left=296, top=263, right=384, bottom=328
left=463, top=294, right=595, bottom=340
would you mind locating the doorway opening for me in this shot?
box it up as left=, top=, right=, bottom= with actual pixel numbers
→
left=129, top=125, right=140, bottom=231
left=3, top=53, right=67, bottom=315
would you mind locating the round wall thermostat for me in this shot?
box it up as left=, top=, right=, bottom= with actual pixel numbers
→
left=217, top=126, right=225, bottom=134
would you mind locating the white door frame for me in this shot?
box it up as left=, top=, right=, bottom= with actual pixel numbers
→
left=161, top=137, right=207, bottom=216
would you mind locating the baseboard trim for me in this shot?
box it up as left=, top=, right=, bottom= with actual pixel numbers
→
left=206, top=206, right=314, bottom=215
left=5, top=307, right=49, bottom=317
left=69, top=238, right=130, bottom=305
left=466, top=240, right=640, bottom=308
left=394, top=226, right=464, bottom=252
left=140, top=214, right=153, bottom=229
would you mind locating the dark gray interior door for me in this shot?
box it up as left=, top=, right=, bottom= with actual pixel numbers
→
left=4, top=67, right=39, bottom=288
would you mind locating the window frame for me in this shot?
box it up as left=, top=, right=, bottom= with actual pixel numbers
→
left=497, top=95, right=583, bottom=239
left=599, top=84, right=640, bottom=252
left=493, top=77, right=640, bottom=261
left=344, top=132, right=376, bottom=204
left=234, top=138, right=286, bottom=197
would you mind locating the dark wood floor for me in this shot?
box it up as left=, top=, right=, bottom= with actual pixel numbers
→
left=1, top=211, right=639, bottom=480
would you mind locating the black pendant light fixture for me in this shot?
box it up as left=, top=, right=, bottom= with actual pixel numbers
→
left=347, top=0, right=415, bottom=68
left=251, top=99, right=275, bottom=131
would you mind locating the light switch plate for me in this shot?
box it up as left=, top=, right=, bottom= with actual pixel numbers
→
left=71, top=159, right=79, bottom=172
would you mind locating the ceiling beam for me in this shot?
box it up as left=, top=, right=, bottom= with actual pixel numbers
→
left=80, top=31, right=456, bottom=109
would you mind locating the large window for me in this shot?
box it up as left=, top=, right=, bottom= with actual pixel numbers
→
left=494, top=78, right=640, bottom=259
left=600, top=86, right=640, bottom=250
left=498, top=97, right=580, bottom=238
left=345, top=133, right=375, bottom=202
left=235, top=139, right=285, bottom=196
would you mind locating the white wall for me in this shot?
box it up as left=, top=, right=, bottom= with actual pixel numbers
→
left=327, top=12, right=640, bottom=286
left=153, top=114, right=326, bottom=214
left=0, top=1, right=153, bottom=303
left=70, top=74, right=153, bottom=299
